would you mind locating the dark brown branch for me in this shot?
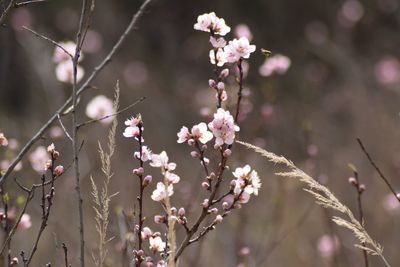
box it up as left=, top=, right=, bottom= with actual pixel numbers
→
left=357, top=138, right=399, bottom=202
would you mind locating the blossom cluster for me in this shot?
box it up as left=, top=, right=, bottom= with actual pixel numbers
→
left=53, top=41, right=85, bottom=84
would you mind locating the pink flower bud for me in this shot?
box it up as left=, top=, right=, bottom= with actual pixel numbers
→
left=234, top=203, right=242, bottom=209
left=143, top=175, right=152, bottom=186
left=223, top=149, right=232, bottom=157
left=209, top=208, right=218, bottom=214
left=220, top=68, right=229, bottom=79
left=222, top=202, right=229, bottom=210
left=230, top=180, right=236, bottom=189
left=202, top=199, right=209, bottom=208
left=190, top=151, right=200, bottom=158
left=170, top=207, right=177, bottom=215
left=141, top=227, right=152, bottom=240
left=188, top=139, right=195, bottom=146
left=214, top=215, right=223, bottom=224
left=154, top=215, right=165, bottom=224
left=214, top=144, right=221, bottom=150
left=201, top=144, right=208, bottom=151
left=178, top=207, right=185, bottom=217
left=202, top=182, right=210, bottom=190
left=359, top=184, right=366, bottom=192
left=52, top=150, right=60, bottom=160
left=137, top=249, right=145, bottom=257
left=208, top=172, right=216, bottom=180
left=53, top=165, right=64, bottom=177
left=397, top=193, right=400, bottom=201
left=348, top=177, right=357, bottom=186
left=133, top=167, right=144, bottom=176
left=47, top=143, right=55, bottom=154
left=209, top=79, right=216, bottom=88
left=217, top=82, right=225, bottom=91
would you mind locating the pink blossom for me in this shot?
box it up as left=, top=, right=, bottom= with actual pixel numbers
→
left=339, top=0, right=364, bottom=26
left=150, top=151, right=176, bottom=171
left=209, top=36, right=226, bottom=48
left=177, top=126, right=190, bottom=143
left=123, top=126, right=140, bottom=138
left=0, top=160, right=22, bottom=172
left=165, top=171, right=180, bottom=184
left=151, top=182, right=174, bottom=202
left=85, top=95, right=115, bottom=124
left=317, top=235, right=340, bottom=258
left=156, top=260, right=167, bottom=267
left=209, top=48, right=227, bottom=66
left=259, top=54, right=291, bottom=77
left=29, top=146, right=50, bottom=173
left=0, top=133, right=8, bottom=147
left=18, top=214, right=32, bottom=230
left=53, top=41, right=83, bottom=63
left=234, top=24, right=253, bottom=41
left=191, top=122, right=213, bottom=144
left=223, top=37, right=256, bottom=63
left=134, top=146, right=152, bottom=162
left=125, top=116, right=141, bottom=127
left=208, top=108, right=240, bottom=146
left=374, top=56, right=400, bottom=86
left=55, top=60, right=85, bottom=84
left=149, top=236, right=166, bottom=253
left=233, top=165, right=261, bottom=196
left=141, top=227, right=153, bottom=240
left=194, top=12, right=231, bottom=36
left=382, top=194, right=400, bottom=212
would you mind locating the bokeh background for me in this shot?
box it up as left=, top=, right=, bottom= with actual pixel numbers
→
left=1, top=0, right=400, bottom=266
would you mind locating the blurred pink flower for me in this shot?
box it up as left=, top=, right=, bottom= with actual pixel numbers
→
left=18, top=214, right=32, bottom=230
left=10, top=8, right=33, bottom=30
left=382, top=194, right=400, bottom=212
left=304, top=21, right=328, bottom=45
left=1, top=160, right=22, bottom=172
left=317, top=234, right=340, bottom=258
left=28, top=146, right=50, bottom=173
left=151, top=182, right=173, bottom=202
left=49, top=126, right=64, bottom=138
left=208, top=108, right=240, bottom=146
left=55, top=60, right=85, bottom=84
left=123, top=61, right=148, bottom=87
left=374, top=56, right=400, bottom=86
left=224, top=37, right=256, bottom=63
left=194, top=12, right=231, bottom=36
left=209, top=36, right=226, bottom=48
left=0, top=133, right=8, bottom=146
left=234, top=24, right=253, bottom=41
left=338, top=0, right=364, bottom=28
left=82, top=30, right=103, bottom=54
left=85, top=95, right=114, bottom=124
left=259, top=54, right=291, bottom=77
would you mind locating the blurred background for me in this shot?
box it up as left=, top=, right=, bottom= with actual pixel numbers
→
left=1, top=0, right=400, bottom=266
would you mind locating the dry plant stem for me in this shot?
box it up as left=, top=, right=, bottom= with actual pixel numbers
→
left=0, top=0, right=154, bottom=187
left=357, top=138, right=399, bottom=202
left=352, top=170, right=369, bottom=267
left=0, top=0, right=17, bottom=26
left=238, top=141, right=391, bottom=267
left=234, top=59, right=243, bottom=122
left=135, top=123, right=144, bottom=267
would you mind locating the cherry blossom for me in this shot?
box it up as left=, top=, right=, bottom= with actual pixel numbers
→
left=191, top=122, right=213, bottom=144
left=209, top=36, right=226, bottom=48
left=317, top=235, right=340, bottom=258
left=208, top=108, right=239, bottom=146
left=194, top=12, right=231, bottom=36
left=0, top=133, right=8, bottom=147
left=209, top=48, right=227, bottom=66
left=259, top=54, right=291, bottom=77
left=18, top=214, right=32, bottom=230
left=150, top=151, right=176, bottom=172
left=151, top=182, right=174, bottom=202
left=55, top=60, right=85, bottom=84
left=165, top=171, right=180, bottom=184
left=177, top=126, right=190, bottom=143
left=141, top=227, right=153, bottom=240
left=232, top=165, right=261, bottom=196
left=223, top=37, right=256, bottom=63
left=234, top=24, right=253, bottom=41
left=149, top=236, right=166, bottom=253
left=123, top=116, right=142, bottom=139
left=85, top=95, right=115, bottom=124
left=134, top=146, right=152, bottom=162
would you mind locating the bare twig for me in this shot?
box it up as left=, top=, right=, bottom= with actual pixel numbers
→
left=22, top=26, right=74, bottom=60
left=62, top=243, right=70, bottom=267
left=57, top=114, right=73, bottom=141
left=234, top=58, right=244, bottom=123
left=357, top=138, right=399, bottom=202
left=13, top=0, right=46, bottom=8
left=77, top=96, right=146, bottom=129
left=0, top=0, right=17, bottom=26
left=0, top=0, right=154, bottom=187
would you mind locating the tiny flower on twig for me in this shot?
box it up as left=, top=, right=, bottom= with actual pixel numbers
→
left=223, top=37, right=256, bottom=63
left=194, top=12, right=231, bottom=36
left=151, top=182, right=173, bottom=202
left=149, top=236, right=166, bottom=253
left=208, top=108, right=240, bottom=146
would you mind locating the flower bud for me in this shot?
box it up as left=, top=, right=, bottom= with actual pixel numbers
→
left=223, top=149, right=232, bottom=157
left=208, top=172, right=216, bottom=180
left=133, top=167, right=144, bottom=176
left=214, top=144, right=221, bottom=150
left=154, top=215, right=165, bottom=224
left=143, top=175, right=152, bottom=186
left=214, top=215, right=223, bottom=224
left=137, top=249, right=145, bottom=257
left=202, top=182, right=210, bottom=190
left=222, top=202, right=229, bottom=210
left=190, top=151, right=200, bottom=158
left=188, top=139, right=195, bottom=146
left=209, top=79, right=216, bottom=88
left=53, top=165, right=64, bottom=177
left=47, top=143, right=55, bottom=154
left=234, top=203, right=242, bottom=209
left=178, top=207, right=185, bottom=217
left=397, top=193, right=400, bottom=201
left=201, top=144, right=208, bottom=151
left=209, top=208, right=218, bottom=214
left=52, top=150, right=60, bottom=160
left=359, top=184, right=366, bottom=192
left=44, top=160, right=52, bottom=170
left=348, top=177, right=357, bottom=186
left=202, top=199, right=209, bottom=208
left=217, top=82, right=225, bottom=91
left=220, top=68, right=229, bottom=79
left=170, top=207, right=177, bottom=215
left=11, top=257, right=19, bottom=265
left=230, top=180, right=236, bottom=189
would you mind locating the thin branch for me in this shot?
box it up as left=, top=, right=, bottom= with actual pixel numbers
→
left=22, top=26, right=74, bottom=60
left=57, top=114, right=73, bottom=141
left=13, top=0, right=46, bottom=8
left=62, top=243, right=70, bottom=267
left=0, top=0, right=155, bottom=187
left=0, top=0, right=17, bottom=26
left=357, top=138, right=399, bottom=202
left=77, top=96, right=146, bottom=129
